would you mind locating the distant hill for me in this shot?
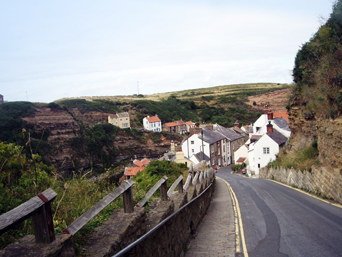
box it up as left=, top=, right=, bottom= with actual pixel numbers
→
left=0, top=82, right=291, bottom=174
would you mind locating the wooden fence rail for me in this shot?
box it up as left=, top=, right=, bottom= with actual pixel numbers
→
left=167, top=175, right=183, bottom=197
left=0, top=188, right=57, bottom=244
left=0, top=164, right=215, bottom=253
left=63, top=179, right=135, bottom=235
left=136, top=176, right=168, bottom=208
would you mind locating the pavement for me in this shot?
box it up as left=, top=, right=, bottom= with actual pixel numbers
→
left=185, top=177, right=236, bottom=257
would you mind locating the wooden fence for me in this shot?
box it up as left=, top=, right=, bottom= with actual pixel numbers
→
left=0, top=164, right=214, bottom=250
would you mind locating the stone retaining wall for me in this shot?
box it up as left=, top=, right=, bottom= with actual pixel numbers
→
left=260, top=166, right=342, bottom=204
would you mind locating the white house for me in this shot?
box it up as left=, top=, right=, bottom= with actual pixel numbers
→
left=234, top=144, right=248, bottom=166
left=182, top=132, right=210, bottom=165
left=252, top=106, right=291, bottom=139
left=143, top=115, right=162, bottom=132
left=247, top=124, right=288, bottom=176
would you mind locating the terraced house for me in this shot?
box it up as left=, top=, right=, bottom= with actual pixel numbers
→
left=182, top=124, right=246, bottom=167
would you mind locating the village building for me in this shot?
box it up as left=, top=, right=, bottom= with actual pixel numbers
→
left=143, top=115, right=162, bottom=132
left=124, top=158, right=151, bottom=180
left=163, top=120, right=186, bottom=133
left=108, top=112, right=130, bottom=129
left=236, top=105, right=291, bottom=177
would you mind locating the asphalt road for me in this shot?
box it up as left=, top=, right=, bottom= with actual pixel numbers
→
left=217, top=167, right=342, bottom=257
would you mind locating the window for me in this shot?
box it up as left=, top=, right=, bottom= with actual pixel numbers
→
left=126, top=118, right=128, bottom=120
left=192, top=149, right=194, bottom=153
left=191, top=141, right=194, bottom=144
left=263, top=147, right=270, bottom=154
left=211, top=145, right=214, bottom=153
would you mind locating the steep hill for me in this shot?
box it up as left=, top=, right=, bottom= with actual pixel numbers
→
left=289, top=0, right=342, bottom=168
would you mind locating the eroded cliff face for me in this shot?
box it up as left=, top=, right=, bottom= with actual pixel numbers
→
left=288, top=105, right=342, bottom=169
left=22, top=107, right=179, bottom=174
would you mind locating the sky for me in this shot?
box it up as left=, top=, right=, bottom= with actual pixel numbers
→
left=0, top=0, right=335, bottom=103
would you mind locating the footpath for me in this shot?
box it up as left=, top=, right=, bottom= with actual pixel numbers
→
left=185, top=177, right=236, bottom=257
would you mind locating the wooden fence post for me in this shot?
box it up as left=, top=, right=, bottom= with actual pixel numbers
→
left=32, top=190, right=57, bottom=244
left=178, top=179, right=183, bottom=194
left=160, top=176, right=168, bottom=201
left=123, top=184, right=134, bottom=213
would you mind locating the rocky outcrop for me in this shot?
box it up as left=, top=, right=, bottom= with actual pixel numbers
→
left=22, top=107, right=181, bottom=174
left=288, top=105, right=342, bottom=168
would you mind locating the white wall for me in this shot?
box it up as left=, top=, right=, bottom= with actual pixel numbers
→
left=248, top=134, right=279, bottom=176
left=143, top=117, right=161, bottom=132
left=234, top=145, right=248, bottom=164
left=182, top=134, right=209, bottom=160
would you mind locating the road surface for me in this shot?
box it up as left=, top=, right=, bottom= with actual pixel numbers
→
left=217, top=167, right=342, bottom=257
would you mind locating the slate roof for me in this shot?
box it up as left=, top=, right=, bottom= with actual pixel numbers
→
left=213, top=124, right=244, bottom=141
left=109, top=112, right=129, bottom=119
left=268, top=129, right=288, bottom=146
left=194, top=152, right=210, bottom=162
left=198, top=127, right=226, bottom=144
left=273, top=117, right=291, bottom=131
left=251, top=135, right=262, bottom=142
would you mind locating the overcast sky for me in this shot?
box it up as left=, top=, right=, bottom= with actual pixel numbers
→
left=0, top=0, right=335, bottom=103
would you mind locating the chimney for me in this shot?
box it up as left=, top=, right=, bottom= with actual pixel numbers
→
left=264, top=105, right=269, bottom=114
left=267, top=112, right=274, bottom=120
left=234, top=120, right=239, bottom=127
left=155, top=114, right=158, bottom=117
left=267, top=121, right=273, bottom=134
left=171, top=140, right=175, bottom=151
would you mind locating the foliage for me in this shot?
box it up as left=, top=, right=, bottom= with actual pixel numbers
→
left=231, top=163, right=246, bottom=172
left=69, top=123, right=120, bottom=170
left=133, top=160, right=187, bottom=199
left=292, top=0, right=342, bottom=119
left=268, top=144, right=319, bottom=171
left=58, top=99, right=121, bottom=114
left=132, top=97, right=199, bottom=123
left=0, top=102, right=36, bottom=144
left=0, top=142, right=54, bottom=249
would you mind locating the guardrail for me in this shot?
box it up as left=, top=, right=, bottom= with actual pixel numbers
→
left=63, top=179, right=136, bottom=235
left=1, top=162, right=215, bottom=257
left=0, top=188, right=57, bottom=244
left=113, top=166, right=215, bottom=257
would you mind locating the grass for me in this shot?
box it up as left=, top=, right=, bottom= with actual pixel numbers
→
left=268, top=144, right=319, bottom=171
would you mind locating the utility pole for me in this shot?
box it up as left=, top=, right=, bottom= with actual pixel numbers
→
left=137, top=81, right=139, bottom=95
left=201, top=130, right=204, bottom=161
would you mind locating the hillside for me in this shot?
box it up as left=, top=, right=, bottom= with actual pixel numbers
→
left=288, top=0, right=342, bottom=168
left=0, top=83, right=291, bottom=174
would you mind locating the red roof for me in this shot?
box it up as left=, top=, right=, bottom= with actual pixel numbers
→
left=185, top=121, right=195, bottom=126
left=236, top=157, right=246, bottom=163
left=126, top=167, right=144, bottom=176
left=146, top=116, right=161, bottom=122
left=141, top=158, right=150, bottom=165
left=165, top=120, right=185, bottom=127
left=273, top=111, right=289, bottom=122
left=133, top=160, right=144, bottom=167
